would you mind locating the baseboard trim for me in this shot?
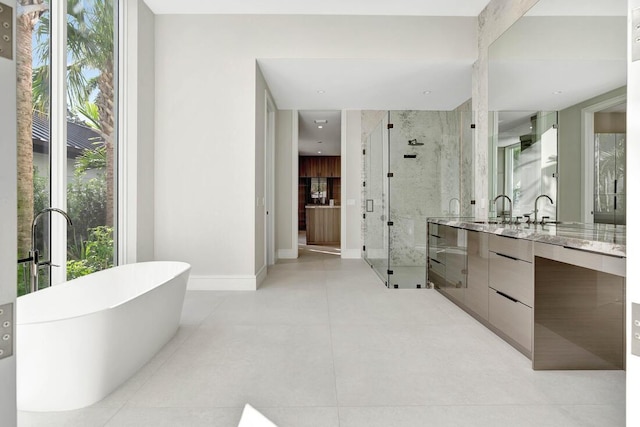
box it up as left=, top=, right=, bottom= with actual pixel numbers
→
left=255, top=264, right=267, bottom=288
left=277, top=248, right=298, bottom=259
left=188, top=274, right=258, bottom=291
left=341, top=249, right=362, bottom=259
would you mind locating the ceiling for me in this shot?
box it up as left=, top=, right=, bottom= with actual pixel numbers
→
left=259, top=59, right=473, bottom=111
left=298, top=111, right=341, bottom=156
left=143, top=0, right=492, bottom=16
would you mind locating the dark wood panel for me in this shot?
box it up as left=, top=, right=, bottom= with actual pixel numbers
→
left=299, top=156, right=341, bottom=177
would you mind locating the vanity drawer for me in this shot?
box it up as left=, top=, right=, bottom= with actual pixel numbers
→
left=428, top=223, right=441, bottom=240
left=489, top=252, right=533, bottom=307
left=489, top=288, right=532, bottom=352
left=428, top=246, right=446, bottom=264
left=489, top=234, right=533, bottom=262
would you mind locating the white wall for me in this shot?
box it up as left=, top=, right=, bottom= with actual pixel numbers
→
left=342, top=111, right=362, bottom=258
left=154, top=14, right=477, bottom=289
left=254, top=64, right=274, bottom=283
left=0, top=0, right=17, bottom=422
left=136, top=1, right=155, bottom=262
left=275, top=110, right=296, bottom=259
left=123, top=0, right=155, bottom=264
left=627, top=1, right=640, bottom=424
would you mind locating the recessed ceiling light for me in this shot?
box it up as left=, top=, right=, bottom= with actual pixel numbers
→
left=317, top=151, right=322, bottom=154
left=316, top=90, right=325, bottom=94
left=422, top=90, right=431, bottom=95
left=552, top=90, right=563, bottom=95
left=318, top=125, right=323, bottom=129
left=314, top=119, right=327, bottom=124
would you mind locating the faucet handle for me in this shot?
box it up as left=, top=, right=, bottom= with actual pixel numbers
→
left=514, top=216, right=522, bottom=224
left=541, top=216, right=550, bottom=225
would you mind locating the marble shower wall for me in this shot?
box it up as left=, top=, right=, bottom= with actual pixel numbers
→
left=388, top=110, right=466, bottom=266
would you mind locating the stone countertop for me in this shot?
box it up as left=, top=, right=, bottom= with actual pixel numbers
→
left=427, top=217, right=626, bottom=258
left=305, top=205, right=341, bottom=208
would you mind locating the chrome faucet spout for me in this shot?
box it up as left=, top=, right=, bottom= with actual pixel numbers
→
left=534, top=195, right=553, bottom=224
left=493, top=194, right=512, bottom=224
left=29, top=207, right=73, bottom=293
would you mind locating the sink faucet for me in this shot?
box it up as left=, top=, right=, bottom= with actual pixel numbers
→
left=493, top=194, right=512, bottom=224
left=448, top=198, right=460, bottom=216
left=534, top=195, right=553, bottom=224
left=29, top=207, right=73, bottom=293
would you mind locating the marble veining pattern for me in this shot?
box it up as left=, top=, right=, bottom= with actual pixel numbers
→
left=428, top=218, right=626, bottom=257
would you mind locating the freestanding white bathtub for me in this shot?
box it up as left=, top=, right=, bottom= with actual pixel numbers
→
left=16, top=261, right=191, bottom=412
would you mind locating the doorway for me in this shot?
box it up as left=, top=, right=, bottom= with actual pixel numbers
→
left=297, top=111, right=341, bottom=255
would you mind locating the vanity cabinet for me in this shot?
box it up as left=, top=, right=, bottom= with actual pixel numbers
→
left=428, top=224, right=467, bottom=303
left=488, top=235, right=533, bottom=354
left=427, top=223, right=446, bottom=290
left=533, top=242, right=625, bottom=370
left=443, top=226, right=467, bottom=303
left=428, top=219, right=626, bottom=370
left=466, top=231, right=489, bottom=320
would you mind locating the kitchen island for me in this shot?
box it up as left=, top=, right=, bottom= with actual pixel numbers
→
left=427, top=218, right=625, bottom=370
left=305, top=205, right=340, bottom=245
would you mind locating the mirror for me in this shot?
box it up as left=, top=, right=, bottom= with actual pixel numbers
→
left=488, top=0, right=627, bottom=223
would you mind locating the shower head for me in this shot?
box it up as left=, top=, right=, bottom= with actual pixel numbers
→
left=408, top=139, right=424, bottom=146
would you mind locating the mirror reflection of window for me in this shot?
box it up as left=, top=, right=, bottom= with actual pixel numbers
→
left=310, top=177, right=327, bottom=203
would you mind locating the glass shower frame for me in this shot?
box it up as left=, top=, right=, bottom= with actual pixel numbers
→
left=363, top=108, right=474, bottom=289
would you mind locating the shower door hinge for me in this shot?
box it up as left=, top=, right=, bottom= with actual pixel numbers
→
left=387, top=123, right=394, bottom=129
left=362, top=149, right=366, bottom=155
left=387, top=270, right=394, bottom=275
left=387, top=221, right=394, bottom=226
left=387, top=173, right=394, bottom=178
left=362, top=245, right=366, bottom=251
left=470, top=124, right=476, bottom=129
left=0, top=302, right=14, bottom=360
left=363, top=181, right=366, bottom=187
left=363, top=213, right=366, bottom=219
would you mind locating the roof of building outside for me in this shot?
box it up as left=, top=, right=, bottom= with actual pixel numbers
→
left=32, top=112, right=104, bottom=152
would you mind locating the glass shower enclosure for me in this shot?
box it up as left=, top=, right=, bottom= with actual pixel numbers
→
left=363, top=109, right=473, bottom=289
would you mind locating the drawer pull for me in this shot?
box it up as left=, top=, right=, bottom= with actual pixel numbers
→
left=496, top=290, right=519, bottom=303
left=561, top=245, right=625, bottom=259
left=495, top=252, right=519, bottom=261
left=431, top=258, right=442, bottom=265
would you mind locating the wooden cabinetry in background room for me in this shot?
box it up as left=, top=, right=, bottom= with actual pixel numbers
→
left=298, top=180, right=307, bottom=230
left=299, top=156, right=341, bottom=177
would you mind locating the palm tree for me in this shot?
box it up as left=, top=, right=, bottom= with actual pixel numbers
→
left=16, top=0, right=47, bottom=259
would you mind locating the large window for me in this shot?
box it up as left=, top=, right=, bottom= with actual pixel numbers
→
left=17, top=0, right=118, bottom=295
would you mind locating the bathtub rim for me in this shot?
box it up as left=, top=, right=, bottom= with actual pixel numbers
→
left=17, top=261, right=191, bottom=326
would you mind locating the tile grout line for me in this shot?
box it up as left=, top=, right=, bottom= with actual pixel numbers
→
left=323, top=263, right=342, bottom=427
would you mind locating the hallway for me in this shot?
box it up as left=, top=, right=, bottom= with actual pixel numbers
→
left=19, top=248, right=624, bottom=426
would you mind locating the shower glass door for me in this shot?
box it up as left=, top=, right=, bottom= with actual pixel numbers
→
left=363, top=117, right=389, bottom=284
left=594, top=133, right=626, bottom=225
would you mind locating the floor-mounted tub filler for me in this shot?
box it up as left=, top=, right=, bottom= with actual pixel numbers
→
left=16, top=261, right=191, bottom=412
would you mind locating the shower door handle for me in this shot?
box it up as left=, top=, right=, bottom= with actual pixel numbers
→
left=366, top=199, right=374, bottom=212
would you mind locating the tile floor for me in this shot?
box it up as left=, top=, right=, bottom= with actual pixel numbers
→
left=18, top=246, right=625, bottom=427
